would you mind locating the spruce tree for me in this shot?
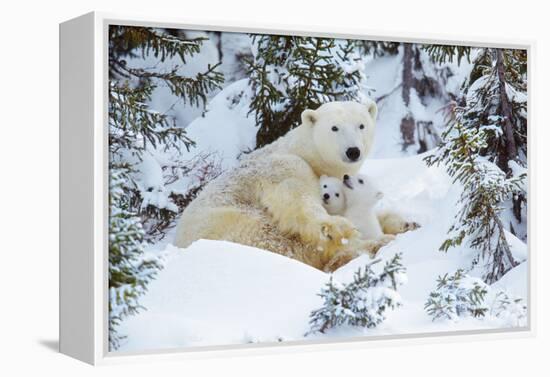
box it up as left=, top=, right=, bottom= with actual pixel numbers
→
left=108, top=25, right=223, bottom=349
left=108, top=168, right=162, bottom=350
left=357, top=41, right=399, bottom=58
left=424, top=46, right=527, bottom=283
left=425, top=269, right=527, bottom=326
left=425, top=121, right=524, bottom=283
left=426, top=46, right=527, bottom=231
left=307, top=253, right=406, bottom=334
left=425, top=269, right=489, bottom=321
left=109, top=25, right=223, bottom=236
left=246, top=35, right=367, bottom=148
left=425, top=46, right=527, bottom=174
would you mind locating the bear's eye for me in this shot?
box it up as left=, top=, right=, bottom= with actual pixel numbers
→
left=358, top=179, right=364, bottom=184
left=335, top=193, right=340, bottom=198
left=359, top=124, right=365, bottom=130
left=323, top=185, right=327, bottom=188
left=331, top=126, right=339, bottom=132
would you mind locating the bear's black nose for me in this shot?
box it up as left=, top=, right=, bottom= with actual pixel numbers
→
left=346, top=147, right=360, bottom=162
left=323, top=193, right=330, bottom=200
left=343, top=174, right=350, bottom=181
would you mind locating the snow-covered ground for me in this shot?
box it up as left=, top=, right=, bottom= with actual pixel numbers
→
left=117, top=153, right=528, bottom=353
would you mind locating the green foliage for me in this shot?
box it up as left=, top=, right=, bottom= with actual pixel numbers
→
left=109, top=81, right=194, bottom=154
left=108, top=25, right=224, bottom=349
left=307, top=254, right=405, bottom=335
left=462, top=49, right=527, bottom=170
left=358, top=40, right=400, bottom=57
left=246, top=35, right=367, bottom=147
left=109, top=26, right=224, bottom=107
left=109, top=25, right=224, bottom=235
left=423, top=45, right=472, bottom=66
left=425, top=122, right=523, bottom=283
left=110, top=26, right=206, bottom=61
left=425, top=269, right=489, bottom=321
left=108, top=168, right=162, bottom=350
left=426, top=46, right=527, bottom=169
left=424, top=46, right=527, bottom=283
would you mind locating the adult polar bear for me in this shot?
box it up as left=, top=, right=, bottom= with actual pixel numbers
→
left=175, top=100, right=408, bottom=271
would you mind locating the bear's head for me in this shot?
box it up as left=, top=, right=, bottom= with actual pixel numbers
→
left=342, top=173, right=383, bottom=208
left=319, top=175, right=346, bottom=215
left=301, top=100, right=377, bottom=176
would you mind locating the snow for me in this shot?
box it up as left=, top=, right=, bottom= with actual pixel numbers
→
left=117, top=153, right=528, bottom=352
left=492, top=261, right=528, bottom=299
left=177, top=79, right=257, bottom=170
left=220, top=32, right=252, bottom=83
left=136, top=153, right=178, bottom=212
left=118, top=240, right=329, bottom=351
left=125, top=30, right=222, bottom=128
left=136, top=79, right=257, bottom=203
left=366, top=46, right=470, bottom=159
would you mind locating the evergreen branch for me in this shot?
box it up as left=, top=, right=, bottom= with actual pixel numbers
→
left=115, top=62, right=224, bottom=108
left=307, top=253, right=405, bottom=335
left=424, top=123, right=521, bottom=283
left=109, top=25, right=207, bottom=63
left=425, top=269, right=489, bottom=321
left=423, top=45, right=472, bottom=65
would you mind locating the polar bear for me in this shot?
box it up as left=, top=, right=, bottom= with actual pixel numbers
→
left=342, top=174, right=394, bottom=243
left=320, top=175, right=346, bottom=215
left=175, top=100, right=411, bottom=271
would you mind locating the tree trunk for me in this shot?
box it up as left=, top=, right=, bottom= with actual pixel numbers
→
left=216, top=32, right=223, bottom=62
left=400, top=115, right=415, bottom=150
left=402, top=43, right=414, bottom=107
left=495, top=49, right=523, bottom=224
left=400, top=43, right=416, bottom=151
left=495, top=49, right=518, bottom=172
left=486, top=216, right=519, bottom=284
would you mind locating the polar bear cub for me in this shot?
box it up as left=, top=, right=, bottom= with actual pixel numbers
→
left=341, top=174, right=386, bottom=240
left=319, top=175, right=346, bottom=216
left=320, top=173, right=389, bottom=241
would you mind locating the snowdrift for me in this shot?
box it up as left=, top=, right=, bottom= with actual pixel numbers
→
left=118, top=240, right=329, bottom=352
left=118, top=154, right=528, bottom=352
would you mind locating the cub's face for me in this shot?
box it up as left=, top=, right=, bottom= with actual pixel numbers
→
left=302, top=101, right=377, bottom=174
left=319, top=175, right=346, bottom=215
left=342, top=173, right=382, bottom=208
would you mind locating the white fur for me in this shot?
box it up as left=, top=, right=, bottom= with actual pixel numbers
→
left=174, top=100, right=379, bottom=271
left=342, top=174, right=385, bottom=240
left=320, top=175, right=346, bottom=215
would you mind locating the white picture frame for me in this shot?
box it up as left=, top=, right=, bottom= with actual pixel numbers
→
left=59, top=11, right=536, bottom=365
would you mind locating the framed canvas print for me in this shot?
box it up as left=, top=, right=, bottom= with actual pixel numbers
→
left=59, top=12, right=534, bottom=365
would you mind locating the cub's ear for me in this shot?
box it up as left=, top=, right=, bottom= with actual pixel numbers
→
left=301, top=109, right=317, bottom=127
left=365, top=99, right=378, bottom=120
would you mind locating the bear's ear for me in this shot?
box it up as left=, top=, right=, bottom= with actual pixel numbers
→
left=301, top=109, right=317, bottom=127
left=365, top=100, right=378, bottom=120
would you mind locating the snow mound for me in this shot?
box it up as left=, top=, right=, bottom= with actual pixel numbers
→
left=118, top=240, right=328, bottom=352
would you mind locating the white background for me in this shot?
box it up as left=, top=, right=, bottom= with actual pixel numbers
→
left=0, top=0, right=547, bottom=375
